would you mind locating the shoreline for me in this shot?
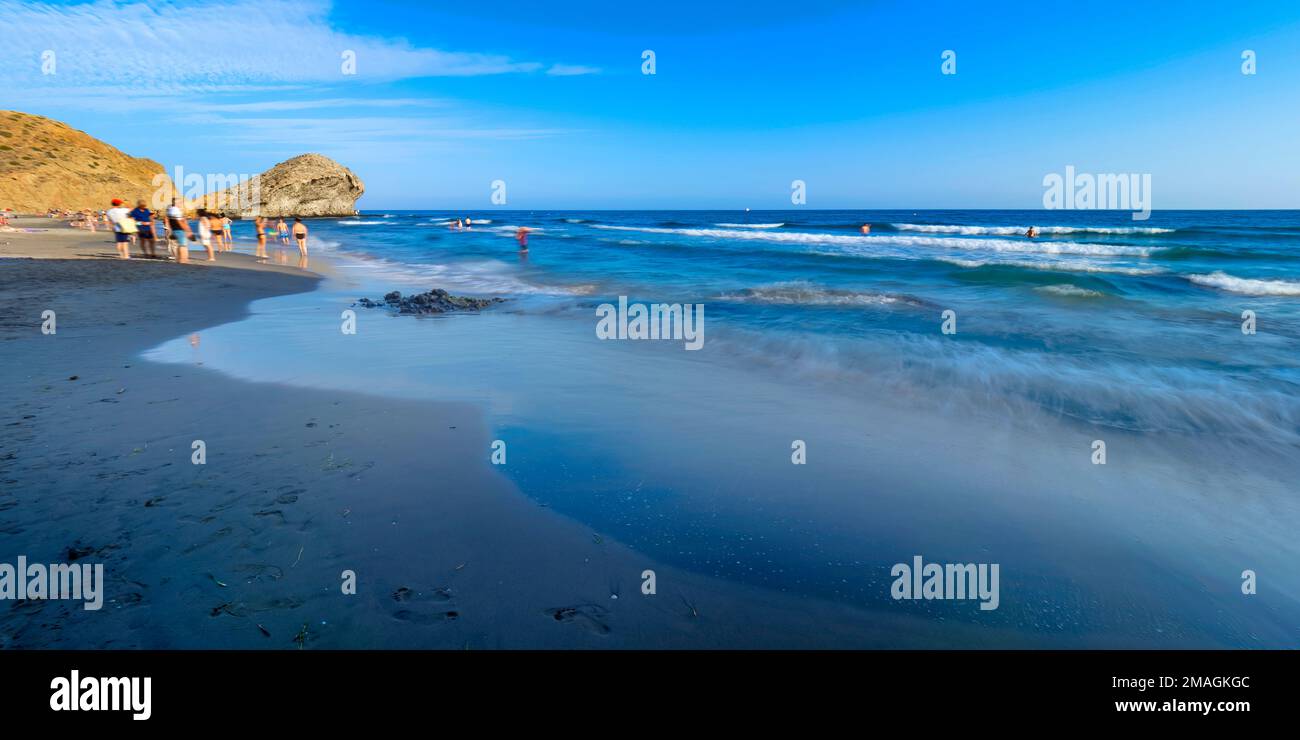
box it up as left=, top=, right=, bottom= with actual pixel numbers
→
left=1, top=220, right=1015, bottom=648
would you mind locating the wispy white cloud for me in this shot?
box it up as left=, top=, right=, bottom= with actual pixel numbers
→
left=180, top=114, right=580, bottom=146
left=188, top=97, right=447, bottom=113
left=546, top=64, right=602, bottom=77
left=2, top=0, right=598, bottom=148
left=2, top=0, right=589, bottom=89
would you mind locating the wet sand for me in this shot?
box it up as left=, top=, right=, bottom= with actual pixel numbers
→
left=0, top=219, right=1016, bottom=648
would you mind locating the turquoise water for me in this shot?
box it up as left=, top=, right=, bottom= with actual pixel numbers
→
left=148, top=210, right=1300, bottom=647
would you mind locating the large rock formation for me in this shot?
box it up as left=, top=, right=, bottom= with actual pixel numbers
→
left=196, top=153, right=364, bottom=218
left=0, top=111, right=171, bottom=213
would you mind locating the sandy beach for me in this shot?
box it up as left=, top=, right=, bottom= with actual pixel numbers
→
left=1, top=219, right=1023, bottom=649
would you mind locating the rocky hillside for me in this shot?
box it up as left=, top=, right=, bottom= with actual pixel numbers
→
left=197, top=153, right=364, bottom=218
left=0, top=111, right=171, bottom=213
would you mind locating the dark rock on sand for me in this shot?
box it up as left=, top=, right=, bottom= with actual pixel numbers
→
left=355, top=289, right=505, bottom=315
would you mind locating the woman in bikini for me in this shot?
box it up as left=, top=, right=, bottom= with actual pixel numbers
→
left=254, top=215, right=268, bottom=259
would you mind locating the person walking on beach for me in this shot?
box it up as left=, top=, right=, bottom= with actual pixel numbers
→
left=292, top=217, right=308, bottom=255
left=107, top=198, right=135, bottom=259
left=277, top=217, right=290, bottom=247
left=222, top=215, right=234, bottom=251
left=196, top=210, right=217, bottom=261
left=254, top=215, right=269, bottom=259
left=166, top=200, right=192, bottom=263
left=129, top=200, right=158, bottom=259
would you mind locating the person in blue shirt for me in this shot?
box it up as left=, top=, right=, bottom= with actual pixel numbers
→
left=128, top=201, right=157, bottom=258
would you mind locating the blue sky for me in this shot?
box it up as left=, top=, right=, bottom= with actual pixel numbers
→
left=3, top=0, right=1300, bottom=209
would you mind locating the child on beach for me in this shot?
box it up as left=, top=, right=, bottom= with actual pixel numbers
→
left=277, top=217, right=290, bottom=246
left=264, top=218, right=279, bottom=258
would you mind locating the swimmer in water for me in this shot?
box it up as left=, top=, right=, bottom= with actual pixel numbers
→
left=1026, top=226, right=1039, bottom=238
left=516, top=227, right=530, bottom=251
left=860, top=224, right=871, bottom=234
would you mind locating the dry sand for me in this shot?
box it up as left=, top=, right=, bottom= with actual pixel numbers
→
left=0, top=219, right=1016, bottom=648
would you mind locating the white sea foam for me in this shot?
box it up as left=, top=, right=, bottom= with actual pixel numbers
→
left=936, top=256, right=1163, bottom=276
left=703, top=328, right=1300, bottom=444
left=718, top=281, right=926, bottom=307
left=890, top=223, right=1176, bottom=236
left=1187, top=271, right=1300, bottom=296
left=590, top=224, right=1155, bottom=256
left=323, top=247, right=582, bottom=296
left=715, top=222, right=785, bottom=228
left=488, top=224, right=544, bottom=236
left=1035, top=284, right=1106, bottom=298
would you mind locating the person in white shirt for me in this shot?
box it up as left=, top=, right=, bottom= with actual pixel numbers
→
left=165, top=200, right=192, bottom=263
left=106, top=198, right=133, bottom=259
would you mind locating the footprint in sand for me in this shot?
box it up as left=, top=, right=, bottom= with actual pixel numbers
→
left=392, top=608, right=459, bottom=624
left=234, top=563, right=284, bottom=583
left=544, top=604, right=612, bottom=635
left=391, top=585, right=458, bottom=624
